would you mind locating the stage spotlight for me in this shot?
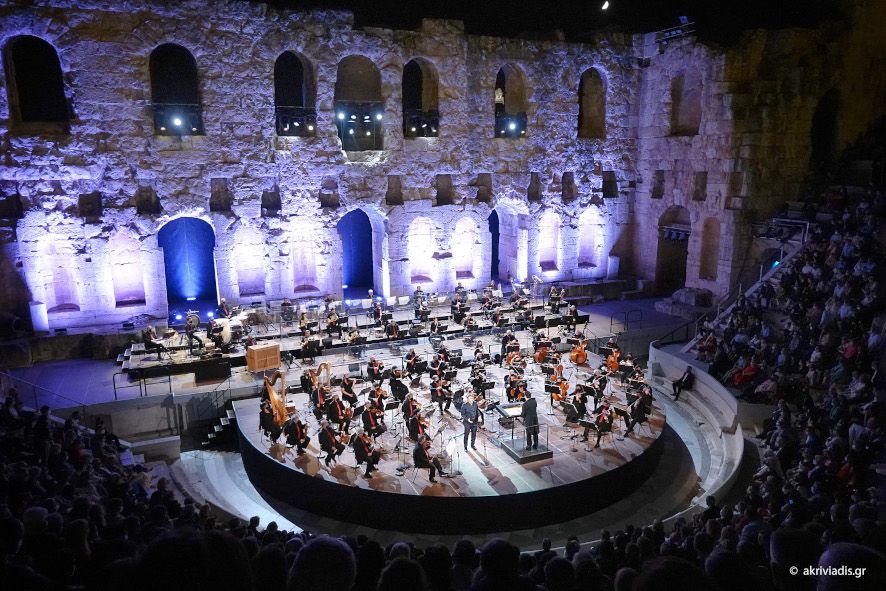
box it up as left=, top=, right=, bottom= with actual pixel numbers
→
left=293, top=121, right=300, bottom=127
left=191, top=127, right=197, bottom=132
left=349, top=128, right=355, bottom=135
left=173, top=117, right=182, bottom=127
left=350, top=114, right=357, bottom=120
left=602, top=1, right=609, bottom=10
left=337, top=112, right=345, bottom=120
left=175, top=314, right=183, bottom=321
left=366, top=131, right=371, bottom=136
left=186, top=297, right=196, bottom=301
left=342, top=284, right=349, bottom=289
left=508, top=122, right=516, bottom=131
left=307, top=124, right=314, bottom=131
left=411, top=127, right=417, bottom=132
left=283, top=124, right=290, bottom=131
left=160, top=126, right=166, bottom=131
left=207, top=311, right=214, bottom=318
left=375, top=113, right=383, bottom=121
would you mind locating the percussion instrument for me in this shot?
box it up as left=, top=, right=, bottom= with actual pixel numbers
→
left=185, top=313, right=200, bottom=332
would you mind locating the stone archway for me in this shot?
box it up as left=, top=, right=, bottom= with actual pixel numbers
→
left=655, top=206, right=691, bottom=294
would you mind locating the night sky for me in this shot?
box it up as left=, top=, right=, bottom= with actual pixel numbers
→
left=257, top=0, right=847, bottom=45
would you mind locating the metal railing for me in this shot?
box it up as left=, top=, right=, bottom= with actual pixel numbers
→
left=275, top=106, right=316, bottom=136
left=494, top=112, right=527, bottom=138
left=403, top=108, right=439, bottom=137
left=0, top=369, right=90, bottom=421
left=334, top=101, right=384, bottom=150
left=610, top=309, right=643, bottom=333
left=112, top=370, right=174, bottom=400
left=152, top=103, right=204, bottom=135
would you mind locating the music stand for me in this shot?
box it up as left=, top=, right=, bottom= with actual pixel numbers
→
left=543, top=383, right=560, bottom=416
left=578, top=419, right=595, bottom=452
left=384, top=400, right=400, bottom=430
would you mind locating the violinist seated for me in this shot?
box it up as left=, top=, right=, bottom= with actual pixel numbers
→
left=401, top=394, right=420, bottom=423
left=372, top=302, right=384, bottom=325
left=311, top=385, right=330, bottom=421
left=302, top=330, right=322, bottom=360
left=300, top=370, right=314, bottom=395
left=408, top=413, right=431, bottom=442
left=619, top=353, right=636, bottom=384
left=582, top=402, right=613, bottom=448
left=428, top=355, right=443, bottom=378
left=564, top=386, right=588, bottom=424
left=565, top=304, right=579, bottom=329
left=414, top=436, right=447, bottom=483
left=317, top=419, right=346, bottom=466
left=361, top=401, right=387, bottom=440
left=587, top=369, right=608, bottom=411
left=389, top=368, right=409, bottom=402
left=340, top=376, right=359, bottom=407
left=463, top=314, right=476, bottom=331
left=370, top=386, right=389, bottom=412
left=405, top=349, right=427, bottom=377
left=415, top=303, right=430, bottom=322
left=325, top=310, right=342, bottom=337
left=367, top=358, right=386, bottom=385
left=259, top=400, right=282, bottom=442
left=326, top=393, right=351, bottom=434
left=283, top=416, right=311, bottom=455
left=493, top=307, right=506, bottom=328
left=472, top=344, right=490, bottom=365
left=507, top=382, right=527, bottom=403
left=431, top=378, right=452, bottom=414
left=625, top=389, right=653, bottom=436
left=353, top=428, right=381, bottom=479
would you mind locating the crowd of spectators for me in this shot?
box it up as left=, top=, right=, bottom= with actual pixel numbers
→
left=0, top=189, right=883, bottom=590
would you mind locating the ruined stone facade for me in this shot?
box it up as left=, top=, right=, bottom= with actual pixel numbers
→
left=0, top=0, right=883, bottom=330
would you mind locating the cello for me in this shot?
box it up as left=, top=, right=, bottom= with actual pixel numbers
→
left=569, top=340, right=588, bottom=365
left=533, top=346, right=549, bottom=364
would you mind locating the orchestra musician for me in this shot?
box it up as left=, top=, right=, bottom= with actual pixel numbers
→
left=619, top=353, right=635, bottom=384
left=372, top=301, right=384, bottom=325
left=325, top=309, right=341, bottom=337
left=565, top=303, right=579, bottom=330
left=588, top=369, right=608, bottom=411
left=625, top=388, right=652, bottom=435
left=370, top=386, right=388, bottom=411
left=405, top=349, right=426, bottom=376
left=473, top=344, right=489, bottom=364
left=461, top=394, right=481, bottom=451
left=310, top=384, right=330, bottom=420
left=326, top=393, right=351, bottom=434
left=429, top=317, right=441, bottom=335
left=431, top=377, right=452, bottom=414
left=259, top=400, right=281, bottom=442
left=463, top=314, right=476, bottom=330
left=367, top=357, right=385, bottom=385
left=185, top=318, right=203, bottom=356
left=218, top=297, right=232, bottom=319
left=318, top=419, right=345, bottom=466
left=428, top=354, right=443, bottom=378
left=493, top=306, right=505, bottom=328
left=302, top=329, right=321, bottom=361
left=520, top=392, right=539, bottom=450
left=582, top=402, right=613, bottom=448
left=143, top=326, right=171, bottom=360
left=298, top=311, right=309, bottom=332
left=452, top=300, right=467, bottom=325
left=389, top=368, right=409, bottom=402
left=340, top=375, right=358, bottom=407
left=565, top=386, right=588, bottom=424
left=499, top=330, right=516, bottom=365
left=548, top=286, right=560, bottom=314
left=362, top=401, right=386, bottom=440
left=408, top=412, right=430, bottom=441
left=280, top=297, right=294, bottom=323
left=401, top=393, right=419, bottom=423
left=415, top=297, right=430, bottom=322
left=384, top=319, right=400, bottom=340
left=353, top=428, right=381, bottom=478
left=413, top=436, right=446, bottom=483
left=283, top=416, right=310, bottom=455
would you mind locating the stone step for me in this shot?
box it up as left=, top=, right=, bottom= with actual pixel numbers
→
left=620, top=289, right=644, bottom=300
left=116, top=354, right=125, bottom=365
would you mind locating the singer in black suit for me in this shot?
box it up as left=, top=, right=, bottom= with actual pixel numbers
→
left=520, top=393, right=539, bottom=450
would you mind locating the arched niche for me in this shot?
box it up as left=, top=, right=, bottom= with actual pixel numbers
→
left=291, top=219, right=319, bottom=293
left=334, top=55, right=384, bottom=149
left=494, top=63, right=528, bottom=137
left=452, top=217, right=480, bottom=279
left=578, top=68, right=606, bottom=139
left=408, top=217, right=435, bottom=284
left=577, top=209, right=599, bottom=268
left=699, top=217, right=721, bottom=281
left=655, top=206, right=691, bottom=294
left=109, top=232, right=146, bottom=307
left=538, top=211, right=560, bottom=272
left=38, top=238, right=79, bottom=313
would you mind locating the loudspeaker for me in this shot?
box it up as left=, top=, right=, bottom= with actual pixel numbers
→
left=195, top=361, right=231, bottom=383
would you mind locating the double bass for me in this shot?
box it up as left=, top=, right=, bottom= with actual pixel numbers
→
left=533, top=346, right=549, bottom=364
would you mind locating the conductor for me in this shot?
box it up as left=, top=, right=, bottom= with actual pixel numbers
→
left=461, top=394, right=481, bottom=451
left=520, top=392, right=539, bottom=451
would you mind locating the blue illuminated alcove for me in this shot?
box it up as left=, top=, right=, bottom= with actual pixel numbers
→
left=337, top=209, right=373, bottom=300
left=158, top=217, right=218, bottom=319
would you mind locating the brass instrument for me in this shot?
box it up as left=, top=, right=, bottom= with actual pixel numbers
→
left=264, top=370, right=288, bottom=428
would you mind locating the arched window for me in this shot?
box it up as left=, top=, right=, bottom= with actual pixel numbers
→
left=577, top=210, right=598, bottom=268
left=403, top=59, right=439, bottom=138
left=39, top=239, right=79, bottom=312
left=538, top=212, right=560, bottom=272
left=3, top=36, right=69, bottom=129
left=235, top=229, right=266, bottom=297
left=334, top=55, right=383, bottom=150
left=408, top=217, right=435, bottom=283
left=578, top=68, right=606, bottom=139
left=494, top=64, right=527, bottom=138
left=109, top=233, right=146, bottom=307
left=149, top=44, right=203, bottom=135
left=670, top=68, right=702, bottom=136
left=292, top=220, right=318, bottom=293
left=699, top=218, right=721, bottom=281
left=274, top=51, right=316, bottom=137
left=453, top=217, right=479, bottom=279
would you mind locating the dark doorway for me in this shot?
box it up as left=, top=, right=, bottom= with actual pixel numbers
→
left=158, top=217, right=218, bottom=322
left=337, top=209, right=374, bottom=300
left=488, top=210, right=500, bottom=280
left=655, top=206, right=691, bottom=295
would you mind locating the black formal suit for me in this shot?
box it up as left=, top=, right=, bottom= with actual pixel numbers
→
left=317, top=426, right=345, bottom=465
left=413, top=441, right=444, bottom=481
left=354, top=436, right=380, bottom=477
left=520, top=397, right=539, bottom=450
